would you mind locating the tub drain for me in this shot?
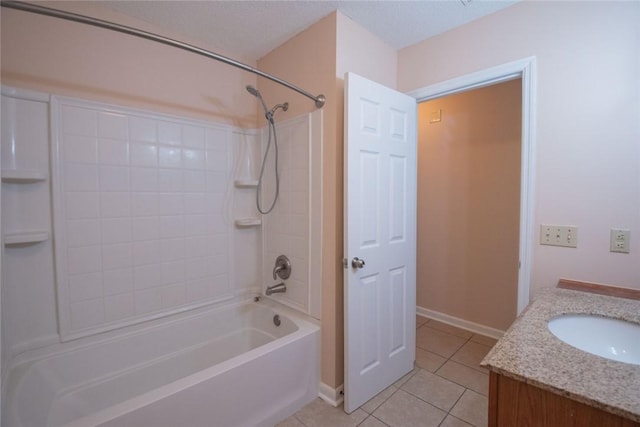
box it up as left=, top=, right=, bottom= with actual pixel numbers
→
left=273, top=314, right=281, bottom=327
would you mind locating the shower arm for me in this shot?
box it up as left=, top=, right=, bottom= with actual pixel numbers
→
left=1, top=0, right=326, bottom=109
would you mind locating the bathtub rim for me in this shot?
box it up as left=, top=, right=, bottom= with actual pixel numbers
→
left=5, top=294, right=316, bottom=367
left=2, top=295, right=320, bottom=426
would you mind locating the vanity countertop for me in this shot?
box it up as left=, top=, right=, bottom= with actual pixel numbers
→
left=481, top=288, right=640, bottom=422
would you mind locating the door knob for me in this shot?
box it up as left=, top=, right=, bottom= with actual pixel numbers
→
left=351, top=257, right=366, bottom=269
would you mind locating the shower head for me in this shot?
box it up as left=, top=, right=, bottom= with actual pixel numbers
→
left=246, top=85, right=269, bottom=115
left=246, top=85, right=289, bottom=122
left=269, top=102, right=289, bottom=116
left=246, top=85, right=259, bottom=97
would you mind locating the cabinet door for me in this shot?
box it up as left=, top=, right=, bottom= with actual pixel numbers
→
left=489, top=373, right=640, bottom=427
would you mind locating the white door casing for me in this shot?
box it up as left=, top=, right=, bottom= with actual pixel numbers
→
left=344, top=72, right=417, bottom=413
left=407, top=56, right=536, bottom=315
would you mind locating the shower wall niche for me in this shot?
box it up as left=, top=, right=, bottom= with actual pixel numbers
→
left=1, top=87, right=57, bottom=364
left=0, top=87, right=321, bottom=366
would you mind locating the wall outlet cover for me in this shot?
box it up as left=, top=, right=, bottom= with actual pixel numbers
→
left=610, top=228, right=630, bottom=253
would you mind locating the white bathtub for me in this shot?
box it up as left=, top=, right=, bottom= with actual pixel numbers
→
left=3, top=298, right=319, bottom=427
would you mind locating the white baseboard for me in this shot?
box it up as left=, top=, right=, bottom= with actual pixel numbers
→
left=318, top=382, right=343, bottom=407
left=416, top=307, right=505, bottom=340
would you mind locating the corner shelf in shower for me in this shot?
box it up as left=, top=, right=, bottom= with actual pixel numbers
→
left=1, top=169, right=48, bottom=183
left=234, top=218, right=262, bottom=228
left=4, top=230, right=50, bottom=246
left=234, top=179, right=259, bottom=188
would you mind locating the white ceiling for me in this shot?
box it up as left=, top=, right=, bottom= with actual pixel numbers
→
left=102, top=0, right=520, bottom=62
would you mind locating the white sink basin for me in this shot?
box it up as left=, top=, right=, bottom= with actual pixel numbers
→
left=548, top=314, right=640, bottom=365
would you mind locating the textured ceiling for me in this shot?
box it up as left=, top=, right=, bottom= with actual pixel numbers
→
left=102, top=1, right=520, bottom=62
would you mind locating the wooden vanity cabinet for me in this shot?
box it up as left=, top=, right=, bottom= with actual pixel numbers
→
left=488, top=372, right=640, bottom=427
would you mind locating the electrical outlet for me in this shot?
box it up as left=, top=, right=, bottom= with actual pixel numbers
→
left=540, top=225, right=578, bottom=248
left=610, top=228, right=630, bottom=253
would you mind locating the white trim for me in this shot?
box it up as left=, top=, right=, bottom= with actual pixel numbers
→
left=0, top=110, right=2, bottom=395
left=318, top=382, right=344, bottom=407
left=406, top=57, right=533, bottom=100
left=417, top=307, right=504, bottom=340
left=1, top=86, right=50, bottom=103
left=408, top=56, right=537, bottom=315
left=308, top=109, right=323, bottom=320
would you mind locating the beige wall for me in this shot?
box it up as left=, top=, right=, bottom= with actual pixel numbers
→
left=2, top=2, right=400, bottom=391
left=418, top=79, right=521, bottom=331
left=401, top=1, right=640, bottom=295
left=335, top=12, right=397, bottom=88
left=9, top=0, right=635, bottom=394
left=1, top=2, right=256, bottom=126
left=259, top=10, right=397, bottom=389
left=258, top=11, right=341, bottom=389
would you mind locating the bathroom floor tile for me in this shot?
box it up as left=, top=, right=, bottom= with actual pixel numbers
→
left=290, top=327, right=498, bottom=427
left=440, top=414, right=474, bottom=427
left=275, top=415, right=306, bottom=427
left=470, top=334, right=498, bottom=347
left=415, top=347, right=447, bottom=372
left=416, top=314, right=429, bottom=328
left=416, top=325, right=467, bottom=358
left=424, top=320, right=474, bottom=339
left=294, top=398, right=367, bottom=427
left=358, top=415, right=389, bottom=427
left=392, top=368, right=417, bottom=388
left=450, top=340, right=492, bottom=373
left=361, top=385, right=397, bottom=414
left=372, top=389, right=447, bottom=427
left=400, top=369, right=465, bottom=411
left=450, top=389, right=488, bottom=427
left=436, top=360, right=489, bottom=396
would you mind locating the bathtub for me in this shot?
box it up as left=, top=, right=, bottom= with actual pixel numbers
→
left=3, top=298, right=320, bottom=427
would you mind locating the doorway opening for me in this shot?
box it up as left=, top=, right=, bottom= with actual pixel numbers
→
left=408, top=57, right=536, bottom=335
left=418, top=78, right=521, bottom=332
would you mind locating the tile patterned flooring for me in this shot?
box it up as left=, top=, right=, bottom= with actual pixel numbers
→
left=277, top=316, right=498, bottom=427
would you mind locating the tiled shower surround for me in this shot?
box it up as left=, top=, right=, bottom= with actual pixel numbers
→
left=1, top=88, right=317, bottom=354
left=262, top=115, right=311, bottom=314
left=53, top=98, right=234, bottom=339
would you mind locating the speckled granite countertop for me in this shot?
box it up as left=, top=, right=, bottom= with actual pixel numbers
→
left=481, top=288, right=640, bottom=422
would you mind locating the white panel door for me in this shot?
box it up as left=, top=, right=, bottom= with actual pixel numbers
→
left=344, top=72, right=417, bottom=413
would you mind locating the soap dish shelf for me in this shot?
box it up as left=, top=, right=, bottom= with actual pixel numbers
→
left=1, top=170, right=48, bottom=183
left=234, top=179, right=259, bottom=188
left=234, top=218, right=262, bottom=228
left=4, top=230, right=50, bottom=246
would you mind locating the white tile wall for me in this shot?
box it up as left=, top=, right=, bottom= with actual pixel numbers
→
left=262, top=115, right=312, bottom=314
left=2, top=88, right=322, bottom=359
left=52, top=98, right=233, bottom=340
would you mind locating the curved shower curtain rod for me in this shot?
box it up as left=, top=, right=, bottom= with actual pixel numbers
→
left=1, top=0, right=326, bottom=109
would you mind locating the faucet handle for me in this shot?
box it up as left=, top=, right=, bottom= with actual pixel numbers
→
left=273, top=255, right=291, bottom=280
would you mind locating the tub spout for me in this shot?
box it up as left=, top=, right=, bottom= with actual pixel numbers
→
left=266, top=282, right=286, bottom=296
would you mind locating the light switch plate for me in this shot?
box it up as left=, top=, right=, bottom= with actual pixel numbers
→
left=540, top=225, right=578, bottom=248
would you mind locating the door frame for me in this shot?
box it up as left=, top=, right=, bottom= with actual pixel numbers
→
left=407, top=56, right=536, bottom=315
